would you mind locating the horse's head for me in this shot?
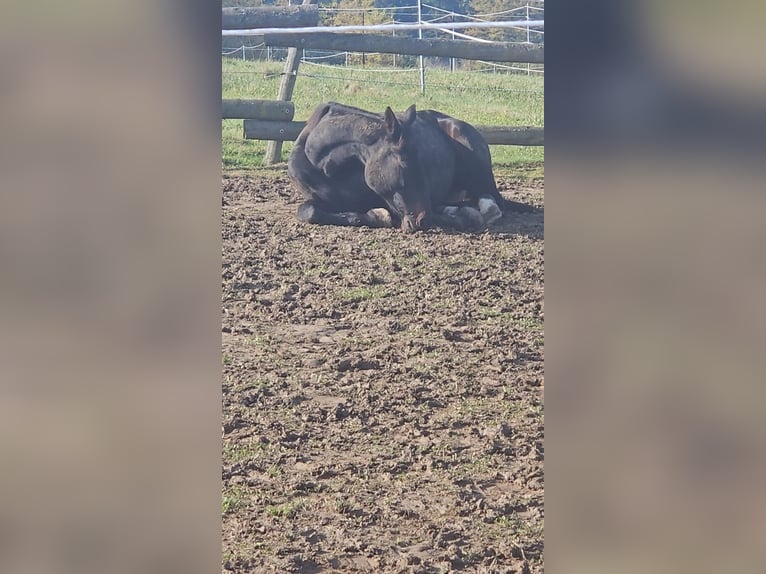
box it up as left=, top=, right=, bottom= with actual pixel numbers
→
left=364, top=105, right=431, bottom=233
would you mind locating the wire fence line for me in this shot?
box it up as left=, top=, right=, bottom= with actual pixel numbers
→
left=222, top=20, right=543, bottom=36
left=222, top=43, right=265, bottom=57
left=223, top=61, right=544, bottom=86
left=314, top=4, right=546, bottom=40
left=318, top=5, right=419, bottom=12
left=222, top=2, right=543, bottom=67
left=223, top=57, right=543, bottom=94
left=298, top=58, right=543, bottom=84
left=313, top=3, right=543, bottom=20
left=293, top=70, right=543, bottom=94
left=427, top=27, right=498, bottom=43
left=301, top=60, right=418, bottom=74
left=421, top=3, right=544, bottom=21
left=223, top=43, right=544, bottom=75
left=222, top=3, right=543, bottom=107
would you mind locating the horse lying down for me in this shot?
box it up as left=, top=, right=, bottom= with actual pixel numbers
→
left=287, top=102, right=506, bottom=233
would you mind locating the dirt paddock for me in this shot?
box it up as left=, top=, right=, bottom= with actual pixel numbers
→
left=222, top=172, right=544, bottom=573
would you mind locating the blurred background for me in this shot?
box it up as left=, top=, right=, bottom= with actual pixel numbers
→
left=1, top=1, right=765, bottom=573
left=547, top=1, right=766, bottom=572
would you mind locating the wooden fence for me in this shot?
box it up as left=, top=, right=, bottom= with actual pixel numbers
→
left=262, top=33, right=544, bottom=64
left=222, top=5, right=319, bottom=56
left=222, top=6, right=544, bottom=164
left=222, top=6, right=319, bottom=30
left=222, top=99, right=294, bottom=121
left=231, top=115, right=544, bottom=147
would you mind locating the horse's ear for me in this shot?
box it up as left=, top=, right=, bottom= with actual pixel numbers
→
left=383, top=106, right=401, bottom=140
left=402, top=104, right=417, bottom=127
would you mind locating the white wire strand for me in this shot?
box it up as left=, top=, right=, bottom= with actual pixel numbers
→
left=300, top=60, right=419, bottom=74
left=222, top=20, right=544, bottom=37
left=319, top=5, right=419, bottom=12
left=421, top=3, right=543, bottom=21
left=430, top=28, right=497, bottom=43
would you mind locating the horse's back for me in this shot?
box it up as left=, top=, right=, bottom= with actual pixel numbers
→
left=301, top=103, right=387, bottom=171
left=418, top=110, right=502, bottom=205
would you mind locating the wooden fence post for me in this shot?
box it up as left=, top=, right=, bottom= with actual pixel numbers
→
left=264, top=0, right=314, bottom=165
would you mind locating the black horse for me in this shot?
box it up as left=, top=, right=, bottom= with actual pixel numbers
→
left=287, top=102, right=505, bottom=232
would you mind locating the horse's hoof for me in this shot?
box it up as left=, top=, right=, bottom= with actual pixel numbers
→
left=342, top=213, right=364, bottom=226
left=478, top=197, right=503, bottom=226
left=365, top=208, right=394, bottom=228
left=457, top=206, right=484, bottom=230
left=297, top=203, right=317, bottom=223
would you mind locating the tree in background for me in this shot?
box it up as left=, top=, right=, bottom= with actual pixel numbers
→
left=322, top=0, right=387, bottom=26
left=319, top=0, right=391, bottom=65
left=466, top=0, right=542, bottom=43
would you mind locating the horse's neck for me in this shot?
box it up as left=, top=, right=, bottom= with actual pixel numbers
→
left=322, top=119, right=385, bottom=163
left=329, top=141, right=370, bottom=165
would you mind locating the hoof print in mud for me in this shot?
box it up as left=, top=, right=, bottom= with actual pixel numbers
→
left=337, top=357, right=380, bottom=372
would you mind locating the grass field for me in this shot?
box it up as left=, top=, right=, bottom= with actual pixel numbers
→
left=222, top=57, right=544, bottom=172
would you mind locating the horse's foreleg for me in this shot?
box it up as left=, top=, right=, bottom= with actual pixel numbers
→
left=432, top=197, right=503, bottom=230
left=297, top=202, right=365, bottom=227
left=297, top=202, right=396, bottom=228
left=432, top=205, right=484, bottom=231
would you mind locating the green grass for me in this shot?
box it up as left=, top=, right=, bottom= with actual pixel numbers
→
left=513, top=317, right=544, bottom=331
left=222, top=484, right=251, bottom=515
left=222, top=57, right=543, bottom=172
left=494, top=514, right=545, bottom=539
left=223, top=438, right=273, bottom=464
left=265, top=499, right=305, bottom=519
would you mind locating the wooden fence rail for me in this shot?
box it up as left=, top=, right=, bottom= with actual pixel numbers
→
left=242, top=119, right=544, bottom=146
left=222, top=6, right=319, bottom=30
left=222, top=99, right=294, bottom=120
left=261, top=33, right=544, bottom=64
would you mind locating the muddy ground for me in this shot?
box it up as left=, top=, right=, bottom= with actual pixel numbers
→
left=222, top=172, right=544, bottom=573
